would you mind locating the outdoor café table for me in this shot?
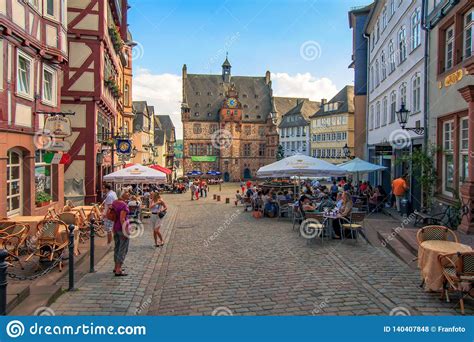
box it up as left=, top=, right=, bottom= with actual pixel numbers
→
left=5, top=216, right=45, bottom=235
left=418, top=240, right=472, bottom=291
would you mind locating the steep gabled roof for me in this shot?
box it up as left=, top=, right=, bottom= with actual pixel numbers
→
left=311, top=86, right=354, bottom=118
left=278, top=99, right=320, bottom=128
left=183, top=73, right=272, bottom=123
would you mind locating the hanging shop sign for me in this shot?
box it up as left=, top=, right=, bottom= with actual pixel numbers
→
left=116, top=139, right=132, bottom=155
left=44, top=115, right=72, bottom=138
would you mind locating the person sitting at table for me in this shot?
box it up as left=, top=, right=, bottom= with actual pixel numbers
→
left=277, top=192, right=286, bottom=201
left=299, top=195, right=317, bottom=212
left=286, top=191, right=293, bottom=201
left=332, top=191, right=353, bottom=239
left=335, top=192, right=343, bottom=210
left=359, top=181, right=368, bottom=194
left=235, top=190, right=243, bottom=206
left=264, top=191, right=278, bottom=218
left=369, top=187, right=382, bottom=212
left=316, top=194, right=335, bottom=212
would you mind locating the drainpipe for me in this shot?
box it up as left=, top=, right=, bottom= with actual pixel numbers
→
left=421, top=0, right=430, bottom=153
left=363, top=33, right=370, bottom=162
left=421, top=0, right=431, bottom=207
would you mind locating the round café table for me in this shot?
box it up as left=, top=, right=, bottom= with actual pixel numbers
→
left=418, top=240, right=472, bottom=291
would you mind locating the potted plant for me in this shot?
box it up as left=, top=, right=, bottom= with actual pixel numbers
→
left=36, top=191, right=52, bottom=207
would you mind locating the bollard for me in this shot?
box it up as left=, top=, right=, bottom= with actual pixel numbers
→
left=213, top=194, right=216, bottom=200
left=217, top=195, right=221, bottom=201
left=225, top=198, right=230, bottom=204
left=68, top=224, right=76, bottom=291
left=0, top=250, right=8, bottom=316
left=89, top=218, right=95, bottom=273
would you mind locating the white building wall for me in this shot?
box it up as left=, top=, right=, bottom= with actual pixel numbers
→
left=279, top=125, right=310, bottom=157
left=367, top=0, right=426, bottom=147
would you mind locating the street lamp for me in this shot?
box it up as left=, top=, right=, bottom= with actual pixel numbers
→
left=343, top=143, right=354, bottom=159
left=396, top=103, right=424, bottom=135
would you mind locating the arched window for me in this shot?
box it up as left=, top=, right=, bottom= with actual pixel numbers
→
left=7, top=149, right=22, bottom=216
left=411, top=8, right=421, bottom=50
left=124, top=83, right=130, bottom=107
left=399, top=82, right=407, bottom=107
left=381, top=51, right=387, bottom=80
left=389, top=41, right=395, bottom=73
left=412, top=73, right=421, bottom=112
left=390, top=91, right=397, bottom=123
left=375, top=60, right=380, bottom=86
left=382, top=97, right=388, bottom=126
left=398, top=27, right=407, bottom=63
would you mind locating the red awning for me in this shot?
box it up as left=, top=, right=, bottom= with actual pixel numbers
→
left=149, top=164, right=172, bottom=175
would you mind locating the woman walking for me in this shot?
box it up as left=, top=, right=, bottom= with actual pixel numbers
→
left=150, top=192, right=167, bottom=247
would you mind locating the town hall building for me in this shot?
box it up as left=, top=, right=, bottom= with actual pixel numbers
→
left=181, top=57, right=279, bottom=181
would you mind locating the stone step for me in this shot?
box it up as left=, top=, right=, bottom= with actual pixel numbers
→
left=6, top=284, right=30, bottom=314
left=9, top=286, right=62, bottom=316
left=394, top=228, right=418, bottom=255
left=377, top=230, right=418, bottom=270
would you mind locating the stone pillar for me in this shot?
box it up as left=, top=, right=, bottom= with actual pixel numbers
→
left=458, top=85, right=474, bottom=234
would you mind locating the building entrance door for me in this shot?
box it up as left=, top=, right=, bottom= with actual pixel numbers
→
left=224, top=172, right=230, bottom=182
left=243, top=168, right=251, bottom=179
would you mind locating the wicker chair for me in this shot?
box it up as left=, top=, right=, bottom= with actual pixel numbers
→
left=416, top=225, right=459, bottom=245
left=304, top=212, right=327, bottom=243
left=292, top=205, right=304, bottom=231
left=277, top=199, right=292, bottom=219
left=25, top=219, right=68, bottom=271
left=0, top=223, right=29, bottom=269
left=438, top=252, right=474, bottom=315
left=340, top=212, right=367, bottom=241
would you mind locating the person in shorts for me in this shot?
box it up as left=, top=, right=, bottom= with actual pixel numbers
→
left=150, top=192, right=167, bottom=247
left=102, top=184, right=117, bottom=244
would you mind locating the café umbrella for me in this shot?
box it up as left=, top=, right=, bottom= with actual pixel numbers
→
left=257, top=154, right=346, bottom=178
left=103, top=164, right=166, bottom=183
left=337, top=157, right=387, bottom=183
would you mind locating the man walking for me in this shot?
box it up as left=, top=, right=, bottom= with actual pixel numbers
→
left=392, top=174, right=409, bottom=213
left=102, top=184, right=117, bottom=244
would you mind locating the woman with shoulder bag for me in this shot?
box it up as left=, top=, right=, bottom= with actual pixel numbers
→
left=150, top=192, right=167, bottom=247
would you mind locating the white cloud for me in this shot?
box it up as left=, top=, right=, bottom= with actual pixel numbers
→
left=271, top=72, right=338, bottom=102
left=133, top=68, right=183, bottom=138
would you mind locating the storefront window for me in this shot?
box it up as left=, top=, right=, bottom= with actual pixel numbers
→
left=7, top=150, right=22, bottom=216
left=35, top=150, right=52, bottom=196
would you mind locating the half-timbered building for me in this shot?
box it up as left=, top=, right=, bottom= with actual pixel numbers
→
left=0, top=0, right=68, bottom=217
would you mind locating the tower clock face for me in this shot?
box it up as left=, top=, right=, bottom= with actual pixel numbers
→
left=226, top=98, right=238, bottom=108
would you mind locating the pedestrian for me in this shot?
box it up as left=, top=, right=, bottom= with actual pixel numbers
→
left=246, top=179, right=252, bottom=190
left=203, top=181, right=208, bottom=197
left=190, top=182, right=195, bottom=200
left=195, top=181, right=200, bottom=200
left=102, top=183, right=117, bottom=244
left=240, top=179, right=245, bottom=194
left=392, top=174, right=409, bottom=213
left=150, top=192, right=167, bottom=247
left=111, top=191, right=130, bottom=276
left=200, top=179, right=205, bottom=198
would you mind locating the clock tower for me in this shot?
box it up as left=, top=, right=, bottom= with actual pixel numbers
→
left=219, top=84, right=242, bottom=179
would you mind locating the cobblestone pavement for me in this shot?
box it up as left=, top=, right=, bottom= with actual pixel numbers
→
left=149, top=184, right=472, bottom=316
left=50, top=184, right=472, bottom=316
left=50, top=206, right=178, bottom=315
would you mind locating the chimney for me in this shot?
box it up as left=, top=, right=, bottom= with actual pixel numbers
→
left=321, top=98, right=327, bottom=105
left=265, top=70, right=271, bottom=85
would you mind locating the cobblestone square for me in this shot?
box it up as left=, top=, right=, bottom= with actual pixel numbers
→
left=50, top=184, right=472, bottom=316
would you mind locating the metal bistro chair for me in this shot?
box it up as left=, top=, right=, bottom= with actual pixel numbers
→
left=292, top=203, right=306, bottom=232
left=340, top=211, right=367, bottom=242
left=304, top=212, right=327, bottom=244
left=0, top=223, right=29, bottom=269
left=25, top=219, right=69, bottom=271
left=439, top=251, right=474, bottom=315
left=277, top=199, right=291, bottom=219
left=416, top=225, right=459, bottom=246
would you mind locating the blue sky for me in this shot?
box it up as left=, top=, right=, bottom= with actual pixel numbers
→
left=128, top=0, right=371, bottom=137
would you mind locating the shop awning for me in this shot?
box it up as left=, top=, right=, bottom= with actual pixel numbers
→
left=191, top=156, right=217, bottom=162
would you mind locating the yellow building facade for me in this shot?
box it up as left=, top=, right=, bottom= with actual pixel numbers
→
left=310, top=86, right=355, bottom=164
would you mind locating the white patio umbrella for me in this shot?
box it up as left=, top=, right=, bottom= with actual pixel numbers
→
left=103, top=164, right=167, bottom=184
left=257, top=154, right=346, bottom=178
left=337, top=157, right=387, bottom=183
